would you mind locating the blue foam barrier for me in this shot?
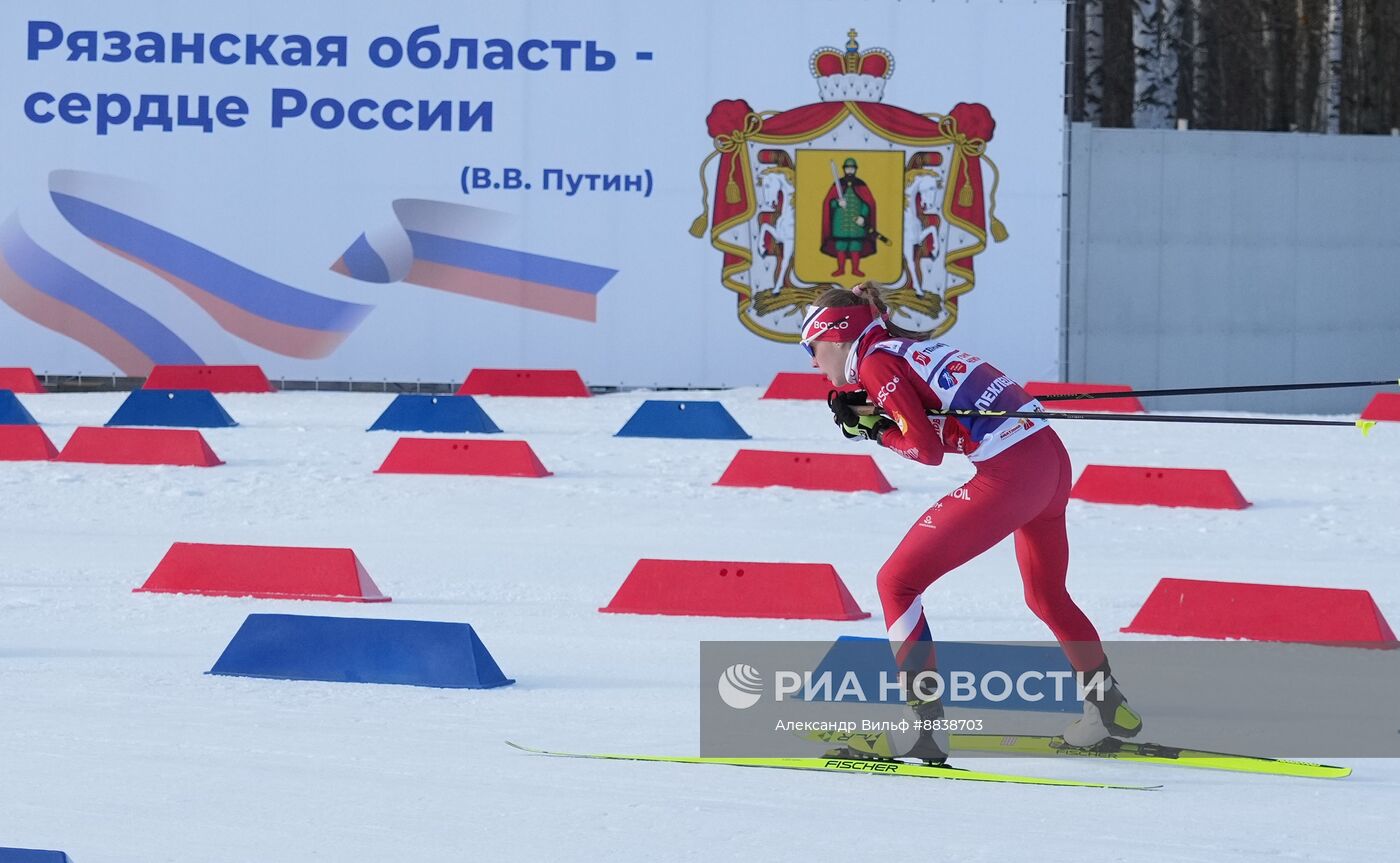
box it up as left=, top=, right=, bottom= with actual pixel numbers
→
left=367, top=394, right=501, bottom=433
left=209, top=614, right=514, bottom=689
left=104, top=389, right=237, bottom=428
left=0, top=390, right=38, bottom=425
left=0, top=849, right=74, bottom=862
left=808, top=635, right=1077, bottom=712
left=614, top=400, right=750, bottom=440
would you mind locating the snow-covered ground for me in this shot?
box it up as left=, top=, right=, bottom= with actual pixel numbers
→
left=2, top=388, right=1396, bottom=862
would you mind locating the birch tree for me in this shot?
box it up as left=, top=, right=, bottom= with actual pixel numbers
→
left=1133, top=0, right=1183, bottom=128
left=1320, top=0, right=1344, bottom=132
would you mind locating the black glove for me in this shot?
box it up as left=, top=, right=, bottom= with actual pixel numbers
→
left=827, top=389, right=894, bottom=442
left=827, top=389, right=867, bottom=425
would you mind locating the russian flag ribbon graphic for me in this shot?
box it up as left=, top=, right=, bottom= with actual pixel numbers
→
left=0, top=170, right=373, bottom=376
left=331, top=199, right=616, bottom=322
left=0, top=215, right=203, bottom=374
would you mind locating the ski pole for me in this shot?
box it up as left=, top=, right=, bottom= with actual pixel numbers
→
left=851, top=404, right=1378, bottom=434
left=1037, top=378, right=1400, bottom=402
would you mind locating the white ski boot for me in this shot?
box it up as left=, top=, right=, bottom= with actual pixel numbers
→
left=1061, top=663, right=1143, bottom=749
left=825, top=698, right=950, bottom=765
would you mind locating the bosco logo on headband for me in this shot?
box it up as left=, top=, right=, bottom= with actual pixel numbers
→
left=799, top=304, right=877, bottom=347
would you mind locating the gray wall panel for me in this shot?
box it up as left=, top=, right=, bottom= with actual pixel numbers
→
left=1066, top=124, right=1400, bottom=415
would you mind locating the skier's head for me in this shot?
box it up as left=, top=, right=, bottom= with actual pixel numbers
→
left=800, top=282, right=937, bottom=383
left=800, top=285, right=884, bottom=385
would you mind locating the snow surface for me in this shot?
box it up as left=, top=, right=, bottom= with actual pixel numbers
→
left=1, top=389, right=1396, bottom=862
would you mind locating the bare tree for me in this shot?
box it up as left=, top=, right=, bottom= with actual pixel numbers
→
left=1084, top=0, right=1106, bottom=123
left=1069, top=0, right=1396, bottom=133
left=1133, top=0, right=1183, bottom=127
left=1320, top=0, right=1344, bottom=132
left=1186, top=0, right=1210, bottom=127
left=1259, top=2, right=1279, bottom=127
left=1345, top=0, right=1365, bottom=132
left=1294, top=0, right=1318, bottom=130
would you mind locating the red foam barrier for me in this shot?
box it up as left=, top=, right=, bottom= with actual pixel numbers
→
left=135, top=542, right=390, bottom=602
left=144, top=364, right=274, bottom=393
left=56, top=427, right=224, bottom=467
left=0, top=425, right=58, bottom=461
left=760, top=373, right=859, bottom=400
left=1361, top=393, right=1400, bottom=422
left=0, top=367, right=46, bottom=393
left=600, top=559, right=870, bottom=620
left=457, top=368, right=590, bottom=397
left=1024, top=381, right=1146, bottom=413
left=375, top=437, right=551, bottom=477
left=1122, top=577, right=1396, bottom=646
left=715, top=449, right=894, bottom=493
left=1070, top=464, right=1248, bottom=509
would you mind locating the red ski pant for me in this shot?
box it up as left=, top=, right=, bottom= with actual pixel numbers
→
left=878, top=428, right=1106, bottom=676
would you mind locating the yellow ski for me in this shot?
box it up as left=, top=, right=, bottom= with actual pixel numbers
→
left=949, top=734, right=1351, bottom=779
left=506, top=741, right=1159, bottom=791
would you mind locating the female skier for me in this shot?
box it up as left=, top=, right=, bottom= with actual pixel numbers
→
left=800, top=283, right=1142, bottom=763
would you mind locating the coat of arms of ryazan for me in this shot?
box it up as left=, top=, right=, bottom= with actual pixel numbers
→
left=690, top=30, right=1009, bottom=342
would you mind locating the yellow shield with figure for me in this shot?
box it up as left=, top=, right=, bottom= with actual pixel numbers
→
left=794, top=150, right=903, bottom=287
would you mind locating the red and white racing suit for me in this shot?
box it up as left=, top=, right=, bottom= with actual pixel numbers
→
left=849, top=327, right=1107, bottom=676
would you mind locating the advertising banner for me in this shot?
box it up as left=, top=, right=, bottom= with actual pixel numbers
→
left=0, top=1, right=1066, bottom=386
